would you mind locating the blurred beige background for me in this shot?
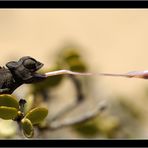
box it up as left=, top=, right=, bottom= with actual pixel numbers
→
left=0, top=9, right=148, bottom=102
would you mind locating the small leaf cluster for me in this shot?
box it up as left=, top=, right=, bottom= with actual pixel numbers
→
left=0, top=94, right=48, bottom=138
left=57, top=47, right=87, bottom=72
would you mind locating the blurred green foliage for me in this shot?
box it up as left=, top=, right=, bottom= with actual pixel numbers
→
left=73, top=96, right=143, bottom=138
left=73, top=118, right=100, bottom=138
left=57, top=47, right=87, bottom=72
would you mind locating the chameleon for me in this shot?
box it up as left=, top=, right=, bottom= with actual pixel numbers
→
left=0, top=56, right=148, bottom=95
left=0, top=56, right=46, bottom=94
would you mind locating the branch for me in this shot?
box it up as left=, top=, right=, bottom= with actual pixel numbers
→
left=48, top=75, right=85, bottom=122
left=48, top=100, right=107, bottom=130
left=69, top=75, right=84, bottom=102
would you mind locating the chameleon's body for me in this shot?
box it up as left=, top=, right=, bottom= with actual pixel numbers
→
left=0, top=67, right=16, bottom=94
left=0, top=56, right=148, bottom=95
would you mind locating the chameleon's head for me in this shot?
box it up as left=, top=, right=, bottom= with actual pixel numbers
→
left=6, top=56, right=44, bottom=72
left=19, top=56, right=44, bottom=72
left=6, top=56, right=44, bottom=81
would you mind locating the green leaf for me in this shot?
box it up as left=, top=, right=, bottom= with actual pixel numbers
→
left=21, top=118, right=34, bottom=138
left=25, top=107, right=48, bottom=125
left=68, top=60, right=87, bottom=72
left=0, top=95, right=19, bottom=109
left=62, top=49, right=80, bottom=62
left=0, top=106, right=18, bottom=120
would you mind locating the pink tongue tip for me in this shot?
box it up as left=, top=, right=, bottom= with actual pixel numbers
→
left=126, top=71, right=148, bottom=79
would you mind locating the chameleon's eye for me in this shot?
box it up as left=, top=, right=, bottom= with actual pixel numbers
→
left=23, top=59, right=36, bottom=69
